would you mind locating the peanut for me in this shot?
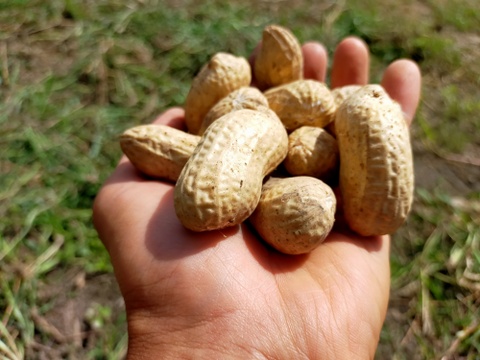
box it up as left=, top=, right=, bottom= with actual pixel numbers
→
left=120, top=125, right=200, bottom=182
left=264, top=79, right=336, bottom=131
left=254, top=24, right=303, bottom=90
left=249, top=176, right=336, bottom=254
left=326, top=85, right=362, bottom=137
left=184, top=52, right=251, bottom=134
left=283, top=126, right=339, bottom=180
left=198, top=86, right=270, bottom=135
left=332, top=85, right=362, bottom=107
left=174, top=109, right=288, bottom=232
left=336, top=85, right=414, bottom=236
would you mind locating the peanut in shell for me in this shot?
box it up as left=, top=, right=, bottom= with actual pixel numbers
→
left=327, top=85, right=362, bottom=137
left=284, top=126, right=339, bottom=180
left=336, top=85, right=414, bottom=236
left=331, top=85, right=362, bottom=107
left=184, top=52, right=251, bottom=134
left=120, top=125, right=200, bottom=182
left=199, top=87, right=270, bottom=135
left=249, top=176, right=336, bottom=255
left=254, top=24, right=303, bottom=90
left=174, top=109, right=288, bottom=232
left=265, top=80, right=336, bottom=132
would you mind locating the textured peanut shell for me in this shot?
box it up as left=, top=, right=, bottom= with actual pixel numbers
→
left=327, top=85, right=362, bottom=137
left=120, top=125, right=200, bottom=182
left=336, top=85, right=414, bottom=236
left=199, top=87, right=270, bottom=135
left=254, top=25, right=303, bottom=90
left=184, top=53, right=251, bottom=134
left=332, top=85, right=362, bottom=107
left=284, top=126, right=339, bottom=180
left=265, top=80, right=336, bottom=131
left=249, top=176, right=336, bottom=255
left=174, top=109, right=288, bottom=232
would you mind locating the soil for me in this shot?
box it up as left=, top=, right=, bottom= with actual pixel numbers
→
left=28, top=268, right=126, bottom=359
left=414, top=146, right=480, bottom=195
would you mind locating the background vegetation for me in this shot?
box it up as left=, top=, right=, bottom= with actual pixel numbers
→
left=1, top=0, right=479, bottom=359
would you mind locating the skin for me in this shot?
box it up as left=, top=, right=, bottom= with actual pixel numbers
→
left=93, top=37, right=421, bottom=359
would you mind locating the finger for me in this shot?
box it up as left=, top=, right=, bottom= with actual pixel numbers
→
left=151, top=106, right=186, bottom=129
left=381, top=59, right=422, bottom=125
left=331, top=37, right=370, bottom=88
left=302, top=41, right=328, bottom=82
left=248, top=41, right=261, bottom=70
left=248, top=42, right=262, bottom=87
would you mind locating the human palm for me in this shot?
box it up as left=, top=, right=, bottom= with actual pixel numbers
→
left=93, top=37, right=421, bottom=359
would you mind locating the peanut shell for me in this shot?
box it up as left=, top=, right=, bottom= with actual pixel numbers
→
left=120, top=125, right=200, bottom=182
left=249, top=176, right=336, bottom=255
left=284, top=126, right=339, bottom=180
left=184, top=52, right=251, bottom=134
left=265, top=79, right=336, bottom=131
left=174, top=109, right=288, bottom=232
left=254, top=25, right=303, bottom=90
left=199, top=87, right=269, bottom=135
left=336, top=85, right=414, bottom=236
left=332, top=85, right=362, bottom=107
left=327, top=85, right=362, bottom=137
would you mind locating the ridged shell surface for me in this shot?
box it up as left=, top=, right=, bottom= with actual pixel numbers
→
left=199, top=87, right=269, bottom=135
left=331, top=85, right=362, bottom=107
left=120, top=125, right=200, bottom=182
left=336, top=85, right=414, bottom=236
left=265, top=80, right=336, bottom=131
left=174, top=109, right=288, bottom=232
left=184, top=53, right=251, bottom=134
left=284, top=126, right=339, bottom=179
left=327, top=85, right=362, bottom=137
left=254, top=25, right=303, bottom=90
left=249, top=177, right=336, bottom=255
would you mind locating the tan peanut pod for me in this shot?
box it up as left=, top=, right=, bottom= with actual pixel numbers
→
left=249, top=176, right=336, bottom=255
left=198, top=87, right=270, bottom=135
left=184, top=52, right=251, bottom=134
left=174, top=109, right=288, bottom=232
left=332, top=85, right=362, bottom=107
left=265, top=79, right=336, bottom=131
left=254, top=24, right=303, bottom=90
left=284, top=126, right=339, bottom=180
left=336, top=85, right=414, bottom=236
left=120, top=125, right=200, bottom=182
left=326, top=85, right=362, bottom=137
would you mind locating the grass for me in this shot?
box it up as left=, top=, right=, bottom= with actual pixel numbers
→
left=0, top=0, right=479, bottom=359
left=379, top=190, right=480, bottom=359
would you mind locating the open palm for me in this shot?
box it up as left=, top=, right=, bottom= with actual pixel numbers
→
left=93, top=37, right=421, bottom=359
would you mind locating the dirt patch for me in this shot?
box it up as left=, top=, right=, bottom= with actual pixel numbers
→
left=27, top=269, right=125, bottom=360
left=4, top=22, right=77, bottom=87
left=413, top=146, right=480, bottom=195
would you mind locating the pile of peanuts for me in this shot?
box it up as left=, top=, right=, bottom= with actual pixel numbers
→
left=120, top=25, right=414, bottom=255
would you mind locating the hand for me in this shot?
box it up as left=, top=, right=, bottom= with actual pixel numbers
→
left=93, top=37, right=421, bottom=359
